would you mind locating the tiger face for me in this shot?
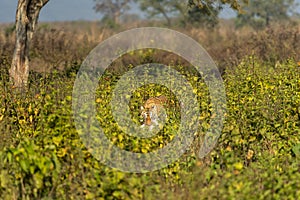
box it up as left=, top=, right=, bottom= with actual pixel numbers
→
left=140, top=96, right=168, bottom=129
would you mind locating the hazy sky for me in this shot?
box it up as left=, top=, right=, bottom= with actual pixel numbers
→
left=0, top=0, right=100, bottom=22
left=0, top=0, right=299, bottom=23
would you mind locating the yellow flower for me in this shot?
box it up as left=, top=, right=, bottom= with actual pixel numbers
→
left=246, top=149, right=254, bottom=160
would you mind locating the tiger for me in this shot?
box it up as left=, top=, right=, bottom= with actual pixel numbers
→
left=140, top=95, right=168, bottom=129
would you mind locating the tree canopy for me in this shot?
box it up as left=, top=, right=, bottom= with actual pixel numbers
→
left=93, top=0, right=132, bottom=24
left=235, top=0, right=297, bottom=28
left=134, top=0, right=247, bottom=26
left=135, top=0, right=185, bottom=26
left=188, top=0, right=248, bottom=11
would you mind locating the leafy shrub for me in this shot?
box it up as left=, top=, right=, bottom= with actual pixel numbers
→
left=1, top=21, right=300, bottom=199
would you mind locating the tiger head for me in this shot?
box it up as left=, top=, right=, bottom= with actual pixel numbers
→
left=140, top=96, right=168, bottom=127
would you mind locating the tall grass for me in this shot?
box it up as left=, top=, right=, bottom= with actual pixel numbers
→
left=1, top=20, right=299, bottom=74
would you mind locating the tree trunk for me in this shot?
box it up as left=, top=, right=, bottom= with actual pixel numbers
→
left=10, top=0, right=49, bottom=87
left=161, top=11, right=171, bottom=26
left=114, top=10, right=121, bottom=24
left=266, top=14, right=270, bottom=27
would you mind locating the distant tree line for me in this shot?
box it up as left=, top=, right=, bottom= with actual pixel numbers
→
left=93, top=0, right=238, bottom=27
left=93, top=0, right=299, bottom=28
left=236, top=0, right=298, bottom=29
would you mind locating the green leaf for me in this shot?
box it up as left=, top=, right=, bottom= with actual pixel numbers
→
left=33, top=172, right=44, bottom=189
left=292, top=144, right=300, bottom=157
left=0, top=170, right=8, bottom=188
left=233, top=162, right=243, bottom=170
left=19, top=159, right=29, bottom=173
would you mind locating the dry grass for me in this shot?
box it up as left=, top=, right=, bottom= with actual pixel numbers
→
left=0, top=20, right=299, bottom=74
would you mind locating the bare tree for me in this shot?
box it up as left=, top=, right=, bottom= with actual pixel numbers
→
left=10, top=0, right=49, bottom=87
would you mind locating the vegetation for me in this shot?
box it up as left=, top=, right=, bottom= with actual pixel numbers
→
left=134, top=0, right=221, bottom=27
left=0, top=19, right=300, bottom=199
left=186, top=4, right=220, bottom=28
left=94, top=0, right=248, bottom=26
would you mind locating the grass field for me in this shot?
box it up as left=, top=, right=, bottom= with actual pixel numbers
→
left=0, top=21, right=300, bottom=199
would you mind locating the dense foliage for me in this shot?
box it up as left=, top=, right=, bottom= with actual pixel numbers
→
left=0, top=16, right=300, bottom=199
left=0, top=51, right=300, bottom=198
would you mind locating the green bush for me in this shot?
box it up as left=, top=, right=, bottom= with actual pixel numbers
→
left=1, top=56, right=300, bottom=199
